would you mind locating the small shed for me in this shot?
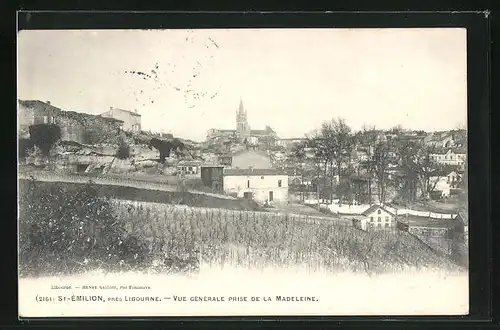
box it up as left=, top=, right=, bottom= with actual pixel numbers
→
left=200, top=164, right=224, bottom=193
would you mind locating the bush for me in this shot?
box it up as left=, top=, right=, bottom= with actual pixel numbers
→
left=116, top=144, right=130, bottom=159
left=18, top=138, right=35, bottom=159
left=18, top=179, right=148, bottom=277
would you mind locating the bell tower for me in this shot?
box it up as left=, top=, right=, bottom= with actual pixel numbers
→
left=236, top=98, right=250, bottom=142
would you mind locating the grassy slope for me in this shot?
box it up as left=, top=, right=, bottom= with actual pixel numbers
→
left=115, top=200, right=461, bottom=275
left=18, top=180, right=462, bottom=276
left=18, top=179, right=261, bottom=211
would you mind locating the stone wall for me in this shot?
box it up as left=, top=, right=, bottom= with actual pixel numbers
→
left=55, top=111, right=124, bottom=145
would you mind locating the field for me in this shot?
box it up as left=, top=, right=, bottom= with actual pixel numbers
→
left=111, top=199, right=461, bottom=275
left=18, top=179, right=464, bottom=278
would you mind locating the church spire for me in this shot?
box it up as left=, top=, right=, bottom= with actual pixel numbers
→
left=239, top=98, right=244, bottom=114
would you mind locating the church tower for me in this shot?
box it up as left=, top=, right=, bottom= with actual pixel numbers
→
left=236, top=99, right=251, bottom=143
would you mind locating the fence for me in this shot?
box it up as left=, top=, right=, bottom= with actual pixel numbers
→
left=112, top=199, right=353, bottom=227
left=304, top=199, right=457, bottom=219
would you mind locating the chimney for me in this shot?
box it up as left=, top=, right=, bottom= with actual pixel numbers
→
left=46, top=101, right=51, bottom=105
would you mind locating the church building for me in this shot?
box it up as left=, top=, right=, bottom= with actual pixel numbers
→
left=206, top=99, right=277, bottom=146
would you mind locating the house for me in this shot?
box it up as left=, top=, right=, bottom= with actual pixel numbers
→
left=361, top=204, right=397, bottom=230
left=429, top=149, right=467, bottom=167
left=100, top=106, right=141, bottom=132
left=200, top=165, right=224, bottom=193
left=230, top=149, right=273, bottom=169
left=223, top=168, right=288, bottom=205
left=18, top=100, right=59, bottom=137
left=454, top=212, right=468, bottom=237
left=429, top=171, right=463, bottom=199
left=396, top=214, right=465, bottom=239
left=18, top=100, right=124, bottom=145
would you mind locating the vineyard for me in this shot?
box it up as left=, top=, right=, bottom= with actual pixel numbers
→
left=18, top=179, right=463, bottom=277
left=112, top=199, right=461, bottom=275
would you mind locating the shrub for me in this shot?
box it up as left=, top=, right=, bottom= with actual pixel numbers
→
left=18, top=179, right=148, bottom=277
left=116, top=144, right=131, bottom=159
left=18, top=138, right=35, bottom=159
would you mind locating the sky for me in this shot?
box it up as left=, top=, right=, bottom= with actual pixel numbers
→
left=17, top=28, right=467, bottom=142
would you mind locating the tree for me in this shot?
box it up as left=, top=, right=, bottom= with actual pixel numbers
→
left=357, top=125, right=379, bottom=204
left=149, top=137, right=186, bottom=163
left=18, top=138, right=35, bottom=159
left=306, top=132, right=326, bottom=210
left=415, top=145, right=442, bottom=200
left=396, top=140, right=441, bottom=201
left=290, top=141, right=307, bottom=202
left=28, top=124, right=62, bottom=156
left=371, top=136, right=393, bottom=205
left=319, top=118, right=354, bottom=204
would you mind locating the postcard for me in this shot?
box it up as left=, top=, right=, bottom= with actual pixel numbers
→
left=17, top=27, right=469, bottom=317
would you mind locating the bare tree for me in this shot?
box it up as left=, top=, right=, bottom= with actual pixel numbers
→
left=290, top=141, right=307, bottom=202
left=396, top=140, right=441, bottom=201
left=306, top=132, right=327, bottom=210
left=357, top=125, right=379, bottom=204
left=372, top=136, right=392, bottom=205
left=320, top=118, right=354, bottom=205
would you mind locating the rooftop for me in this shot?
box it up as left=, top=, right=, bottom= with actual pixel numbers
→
left=19, top=99, right=62, bottom=112
left=224, top=168, right=287, bottom=176
left=107, top=107, right=141, bottom=117
left=396, top=215, right=459, bottom=229
left=361, top=205, right=396, bottom=217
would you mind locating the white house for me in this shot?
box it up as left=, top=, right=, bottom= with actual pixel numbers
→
left=430, top=149, right=466, bottom=166
left=223, top=168, right=288, bottom=205
left=101, top=106, right=141, bottom=132
left=429, top=171, right=462, bottom=198
left=360, top=205, right=397, bottom=230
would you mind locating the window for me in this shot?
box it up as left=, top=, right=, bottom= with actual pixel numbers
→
left=378, top=217, right=381, bottom=222
left=385, top=223, right=389, bottom=228
left=269, top=191, right=274, bottom=202
left=278, top=180, right=282, bottom=187
left=247, top=180, right=250, bottom=188
left=43, top=116, right=48, bottom=124
left=377, top=210, right=381, bottom=214
left=385, top=216, right=389, bottom=221
left=370, top=217, right=374, bottom=222
left=377, top=223, right=382, bottom=228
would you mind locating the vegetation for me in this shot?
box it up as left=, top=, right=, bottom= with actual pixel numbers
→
left=116, top=143, right=131, bottom=159
left=18, top=179, right=463, bottom=277
left=299, top=119, right=466, bottom=206
left=28, top=124, right=62, bottom=156
left=149, top=138, right=186, bottom=163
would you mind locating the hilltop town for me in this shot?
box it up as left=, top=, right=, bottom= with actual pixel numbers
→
left=18, top=98, right=468, bottom=253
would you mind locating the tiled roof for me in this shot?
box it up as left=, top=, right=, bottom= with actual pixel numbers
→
left=396, top=215, right=459, bottom=229
left=18, top=100, right=62, bottom=112
left=224, top=168, right=287, bottom=176
left=110, top=107, right=141, bottom=116
left=177, top=160, right=202, bottom=166
left=361, top=205, right=396, bottom=217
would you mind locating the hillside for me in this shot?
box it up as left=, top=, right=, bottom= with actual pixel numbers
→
left=18, top=178, right=462, bottom=278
